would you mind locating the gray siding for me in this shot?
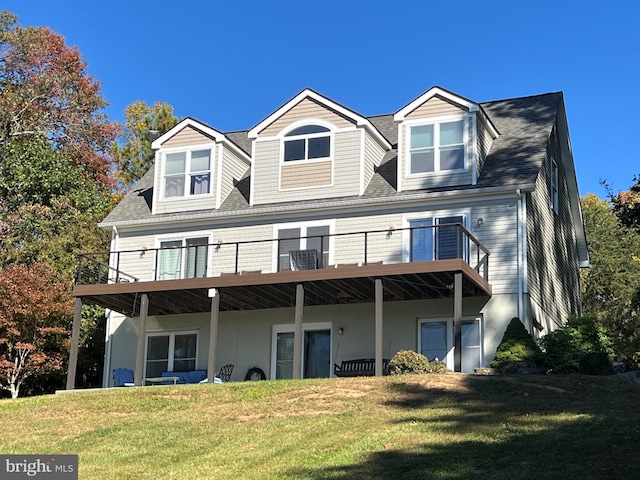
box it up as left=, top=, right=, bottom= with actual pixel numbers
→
left=526, top=126, right=581, bottom=331
left=252, top=129, right=362, bottom=204
left=476, top=113, right=495, bottom=178
left=219, top=146, right=250, bottom=208
left=363, top=129, right=387, bottom=194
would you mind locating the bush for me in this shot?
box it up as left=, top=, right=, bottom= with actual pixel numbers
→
left=490, top=318, right=544, bottom=374
left=388, top=350, right=447, bottom=375
left=540, top=315, right=614, bottom=375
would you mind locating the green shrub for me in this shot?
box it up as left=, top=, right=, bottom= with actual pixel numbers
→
left=490, top=318, right=544, bottom=374
left=388, top=350, right=447, bottom=375
left=540, top=315, right=614, bottom=375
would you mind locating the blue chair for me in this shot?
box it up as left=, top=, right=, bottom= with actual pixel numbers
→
left=113, top=368, right=135, bottom=387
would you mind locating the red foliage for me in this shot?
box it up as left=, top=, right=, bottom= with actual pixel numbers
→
left=0, top=13, right=120, bottom=188
left=0, top=263, right=73, bottom=398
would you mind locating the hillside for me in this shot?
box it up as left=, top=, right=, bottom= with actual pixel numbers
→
left=1, top=374, right=638, bottom=479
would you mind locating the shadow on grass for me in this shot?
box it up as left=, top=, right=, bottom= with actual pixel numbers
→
left=288, top=375, right=640, bottom=480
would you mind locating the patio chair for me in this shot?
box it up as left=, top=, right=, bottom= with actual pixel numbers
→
left=216, top=364, right=234, bottom=382
left=113, top=368, right=135, bottom=387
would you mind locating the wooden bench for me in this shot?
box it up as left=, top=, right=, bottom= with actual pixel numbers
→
left=334, top=358, right=390, bottom=377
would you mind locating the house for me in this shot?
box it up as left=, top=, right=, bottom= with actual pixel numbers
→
left=66, top=86, right=588, bottom=388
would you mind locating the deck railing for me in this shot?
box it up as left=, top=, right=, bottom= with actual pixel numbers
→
left=76, top=224, right=490, bottom=285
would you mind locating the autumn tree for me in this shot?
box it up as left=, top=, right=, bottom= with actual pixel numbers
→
left=111, top=100, right=178, bottom=189
left=0, top=263, right=73, bottom=398
left=0, top=11, right=120, bottom=392
left=580, top=194, right=640, bottom=363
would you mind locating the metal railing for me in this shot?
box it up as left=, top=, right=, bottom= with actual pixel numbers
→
left=76, top=224, right=490, bottom=285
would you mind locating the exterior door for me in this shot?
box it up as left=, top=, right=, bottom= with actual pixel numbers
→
left=419, top=318, right=482, bottom=373
left=272, top=324, right=332, bottom=379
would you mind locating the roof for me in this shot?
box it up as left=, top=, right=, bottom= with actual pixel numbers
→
left=101, top=91, right=564, bottom=229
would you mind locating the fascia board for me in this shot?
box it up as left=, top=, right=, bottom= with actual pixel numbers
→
left=99, top=183, right=535, bottom=230
left=394, top=86, right=479, bottom=121
left=248, top=89, right=391, bottom=149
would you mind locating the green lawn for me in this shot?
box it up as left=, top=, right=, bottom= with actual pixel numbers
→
left=1, top=374, right=638, bottom=479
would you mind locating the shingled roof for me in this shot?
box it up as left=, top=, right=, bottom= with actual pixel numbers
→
left=100, top=91, right=563, bottom=228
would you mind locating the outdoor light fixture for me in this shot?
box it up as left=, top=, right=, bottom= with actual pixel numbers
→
left=338, top=327, right=344, bottom=335
left=477, top=217, right=484, bottom=226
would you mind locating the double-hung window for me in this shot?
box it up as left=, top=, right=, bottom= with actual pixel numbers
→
left=408, top=118, right=466, bottom=174
left=276, top=223, right=331, bottom=271
left=409, top=215, right=466, bottom=262
left=283, top=125, right=331, bottom=162
left=145, top=331, right=197, bottom=377
left=163, top=149, right=211, bottom=198
left=158, top=237, right=208, bottom=280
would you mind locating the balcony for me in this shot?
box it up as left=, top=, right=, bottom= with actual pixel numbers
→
left=74, top=224, right=491, bottom=316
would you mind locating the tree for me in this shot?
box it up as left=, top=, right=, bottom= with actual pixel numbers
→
left=0, top=263, right=73, bottom=398
left=580, top=194, right=640, bottom=363
left=0, top=11, right=119, bottom=188
left=609, top=175, right=640, bottom=231
left=111, top=101, right=178, bottom=188
left=0, top=11, right=120, bottom=394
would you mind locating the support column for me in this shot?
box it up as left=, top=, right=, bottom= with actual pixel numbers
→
left=453, top=273, right=463, bottom=372
left=375, top=278, right=384, bottom=377
left=65, top=297, right=83, bottom=390
left=134, top=294, right=149, bottom=386
left=207, top=289, right=220, bottom=383
left=292, top=284, right=304, bottom=379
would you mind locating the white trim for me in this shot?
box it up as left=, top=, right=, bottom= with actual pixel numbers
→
left=397, top=123, right=403, bottom=192
left=359, top=127, right=366, bottom=196
left=403, top=114, right=470, bottom=178
left=159, top=147, right=216, bottom=202
left=270, top=322, right=333, bottom=380
left=144, top=330, right=199, bottom=376
left=249, top=140, right=256, bottom=206
left=417, top=316, right=483, bottom=372
left=472, top=114, right=478, bottom=186
left=215, top=142, right=224, bottom=209
left=151, top=118, right=250, bottom=163
left=154, top=231, right=213, bottom=279
left=401, top=210, right=470, bottom=263
left=272, top=219, right=335, bottom=272
left=394, top=86, right=479, bottom=121
left=248, top=89, right=391, bottom=149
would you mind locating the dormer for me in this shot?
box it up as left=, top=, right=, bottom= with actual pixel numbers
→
left=394, top=87, right=498, bottom=192
left=151, top=118, right=251, bottom=215
left=248, top=89, right=391, bottom=205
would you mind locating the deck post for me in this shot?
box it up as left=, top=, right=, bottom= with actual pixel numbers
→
left=207, top=289, right=220, bottom=382
left=65, top=297, right=83, bottom=390
left=134, top=294, right=149, bottom=386
left=293, top=284, right=304, bottom=379
left=375, top=278, right=384, bottom=376
left=453, top=273, right=463, bottom=372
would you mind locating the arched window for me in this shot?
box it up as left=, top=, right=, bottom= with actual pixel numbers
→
left=283, top=124, right=331, bottom=162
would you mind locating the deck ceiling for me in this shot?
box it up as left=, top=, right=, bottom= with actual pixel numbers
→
left=74, top=260, right=491, bottom=317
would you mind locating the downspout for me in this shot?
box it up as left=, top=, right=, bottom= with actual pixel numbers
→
left=515, top=189, right=524, bottom=323
left=102, top=225, right=118, bottom=387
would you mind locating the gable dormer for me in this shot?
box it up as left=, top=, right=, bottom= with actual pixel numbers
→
left=248, top=89, right=391, bottom=205
left=394, top=87, right=498, bottom=192
left=151, top=118, right=250, bottom=215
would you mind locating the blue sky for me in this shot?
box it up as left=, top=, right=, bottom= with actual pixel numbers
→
left=4, top=0, right=639, bottom=198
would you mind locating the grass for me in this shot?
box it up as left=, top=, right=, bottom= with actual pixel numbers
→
left=1, top=374, right=639, bottom=479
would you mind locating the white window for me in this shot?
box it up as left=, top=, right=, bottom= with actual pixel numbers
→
left=407, top=118, right=466, bottom=175
left=145, top=331, right=198, bottom=377
left=418, top=318, right=482, bottom=373
left=550, top=156, right=559, bottom=214
left=405, top=214, right=467, bottom=262
left=283, top=125, right=331, bottom=162
left=275, top=221, right=333, bottom=271
left=163, top=149, right=211, bottom=198
left=158, top=237, right=209, bottom=280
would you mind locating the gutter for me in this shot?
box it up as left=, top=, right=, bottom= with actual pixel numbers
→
left=100, top=183, right=537, bottom=230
